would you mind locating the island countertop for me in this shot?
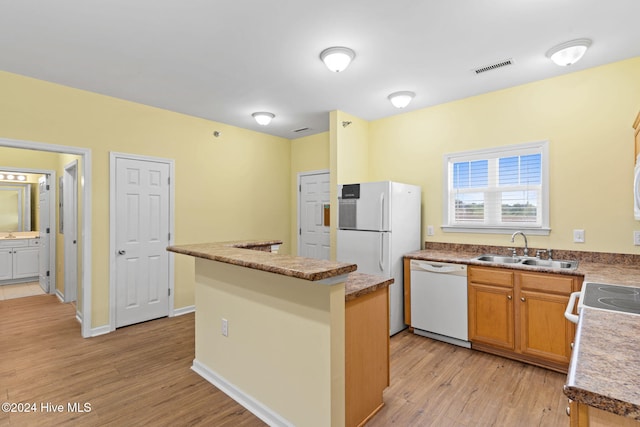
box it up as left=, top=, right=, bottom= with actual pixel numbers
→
left=167, top=240, right=357, bottom=282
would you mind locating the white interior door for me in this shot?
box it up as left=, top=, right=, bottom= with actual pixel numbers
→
left=115, top=157, right=170, bottom=328
left=38, top=175, right=51, bottom=293
left=63, top=162, right=78, bottom=303
left=298, top=171, right=330, bottom=260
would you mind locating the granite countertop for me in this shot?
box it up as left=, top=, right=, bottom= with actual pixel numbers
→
left=345, top=272, right=393, bottom=302
left=167, top=240, right=356, bottom=282
left=564, top=308, right=640, bottom=420
left=404, top=245, right=640, bottom=286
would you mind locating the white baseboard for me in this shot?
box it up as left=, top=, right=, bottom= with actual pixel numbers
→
left=173, top=305, right=195, bottom=316
left=191, top=359, right=293, bottom=427
left=89, top=324, right=111, bottom=337
left=55, top=290, right=64, bottom=302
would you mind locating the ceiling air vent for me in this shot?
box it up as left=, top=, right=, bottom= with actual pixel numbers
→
left=473, top=58, right=514, bottom=74
left=292, top=127, right=311, bottom=133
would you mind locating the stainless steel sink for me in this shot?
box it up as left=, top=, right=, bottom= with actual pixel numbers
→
left=473, top=254, right=578, bottom=270
left=520, top=258, right=578, bottom=269
left=475, top=255, right=521, bottom=264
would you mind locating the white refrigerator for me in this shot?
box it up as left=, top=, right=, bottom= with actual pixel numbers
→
left=337, top=181, right=421, bottom=335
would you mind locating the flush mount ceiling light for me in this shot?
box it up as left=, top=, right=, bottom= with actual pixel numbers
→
left=388, top=91, right=416, bottom=108
left=546, top=38, right=592, bottom=66
left=320, top=46, right=355, bottom=72
left=252, top=112, right=275, bottom=126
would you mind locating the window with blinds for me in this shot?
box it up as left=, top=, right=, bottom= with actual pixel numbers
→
left=442, top=141, right=550, bottom=234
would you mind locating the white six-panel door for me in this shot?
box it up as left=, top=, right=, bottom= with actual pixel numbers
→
left=115, top=157, right=170, bottom=328
left=298, top=171, right=330, bottom=260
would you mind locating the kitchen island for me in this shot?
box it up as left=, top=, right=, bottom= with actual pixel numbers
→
left=167, top=240, right=392, bottom=427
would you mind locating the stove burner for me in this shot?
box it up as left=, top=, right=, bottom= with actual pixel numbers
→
left=582, top=283, right=640, bottom=315
left=595, top=285, right=639, bottom=295
left=597, top=297, right=640, bottom=311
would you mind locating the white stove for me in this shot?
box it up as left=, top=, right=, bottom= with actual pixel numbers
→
left=565, top=282, right=640, bottom=323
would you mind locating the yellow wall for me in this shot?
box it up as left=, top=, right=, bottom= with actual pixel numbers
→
left=194, top=259, right=345, bottom=426
left=367, top=57, right=640, bottom=254
left=0, top=71, right=292, bottom=327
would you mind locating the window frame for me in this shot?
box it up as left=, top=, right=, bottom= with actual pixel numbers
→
left=441, top=140, right=550, bottom=235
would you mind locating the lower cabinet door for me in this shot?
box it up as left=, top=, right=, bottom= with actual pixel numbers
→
left=0, top=249, right=12, bottom=281
left=519, top=289, right=572, bottom=364
left=468, top=282, right=515, bottom=350
left=12, top=247, right=39, bottom=279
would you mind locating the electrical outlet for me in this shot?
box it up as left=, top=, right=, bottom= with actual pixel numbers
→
left=427, top=225, right=434, bottom=236
left=221, top=318, right=228, bottom=337
left=573, top=229, right=585, bottom=243
left=634, top=231, right=640, bottom=246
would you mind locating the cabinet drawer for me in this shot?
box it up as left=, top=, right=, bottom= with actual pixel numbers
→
left=519, top=272, right=574, bottom=294
left=0, top=239, right=28, bottom=248
left=469, top=266, right=514, bottom=287
left=28, top=238, right=41, bottom=247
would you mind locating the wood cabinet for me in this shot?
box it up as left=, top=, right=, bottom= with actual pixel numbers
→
left=468, top=267, right=514, bottom=350
left=0, top=239, right=40, bottom=283
left=569, top=399, right=640, bottom=426
left=346, top=286, right=390, bottom=427
left=468, top=265, right=582, bottom=372
left=634, top=111, right=640, bottom=161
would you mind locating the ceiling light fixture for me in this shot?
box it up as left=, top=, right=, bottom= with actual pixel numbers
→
left=546, top=38, right=592, bottom=66
left=388, top=91, right=416, bottom=108
left=320, top=47, right=355, bottom=72
left=252, top=112, right=275, bottom=126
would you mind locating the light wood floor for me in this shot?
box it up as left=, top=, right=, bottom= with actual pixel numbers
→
left=0, top=295, right=569, bottom=426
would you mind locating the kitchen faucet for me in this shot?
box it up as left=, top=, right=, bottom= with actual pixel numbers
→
left=510, top=231, right=528, bottom=257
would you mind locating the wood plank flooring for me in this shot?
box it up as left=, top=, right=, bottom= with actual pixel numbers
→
left=1, top=295, right=569, bottom=426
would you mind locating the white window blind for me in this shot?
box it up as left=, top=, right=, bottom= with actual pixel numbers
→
left=442, top=141, right=550, bottom=235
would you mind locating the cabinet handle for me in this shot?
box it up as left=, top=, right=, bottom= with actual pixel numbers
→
left=566, top=406, right=571, bottom=416
left=507, top=295, right=512, bottom=300
left=521, top=297, right=526, bottom=302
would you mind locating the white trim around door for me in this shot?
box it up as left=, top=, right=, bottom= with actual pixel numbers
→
left=0, top=138, right=93, bottom=338
left=108, top=152, right=175, bottom=332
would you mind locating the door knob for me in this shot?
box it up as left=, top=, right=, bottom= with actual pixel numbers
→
left=118, top=250, right=126, bottom=255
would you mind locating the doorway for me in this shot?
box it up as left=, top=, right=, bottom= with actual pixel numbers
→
left=297, top=170, right=330, bottom=260
left=109, top=152, right=174, bottom=330
left=0, top=138, right=92, bottom=338
left=0, top=168, right=56, bottom=295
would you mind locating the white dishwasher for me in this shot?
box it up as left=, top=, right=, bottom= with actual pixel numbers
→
left=410, top=259, right=470, bottom=348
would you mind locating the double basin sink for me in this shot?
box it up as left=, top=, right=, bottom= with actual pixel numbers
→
left=473, top=254, right=578, bottom=270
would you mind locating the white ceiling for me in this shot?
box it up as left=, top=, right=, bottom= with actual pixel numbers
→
left=1, top=0, right=640, bottom=139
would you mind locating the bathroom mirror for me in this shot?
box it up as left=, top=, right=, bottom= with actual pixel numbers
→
left=0, top=183, right=31, bottom=232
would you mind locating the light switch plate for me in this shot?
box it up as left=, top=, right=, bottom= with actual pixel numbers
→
left=573, top=229, right=585, bottom=243
left=427, top=225, right=434, bottom=236
left=634, top=231, right=640, bottom=246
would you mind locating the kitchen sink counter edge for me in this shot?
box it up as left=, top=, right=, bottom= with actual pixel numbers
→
left=405, top=242, right=640, bottom=421
left=404, top=246, right=640, bottom=286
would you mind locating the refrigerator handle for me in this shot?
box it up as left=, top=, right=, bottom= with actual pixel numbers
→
left=378, top=234, right=384, bottom=271
left=379, top=192, right=385, bottom=230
